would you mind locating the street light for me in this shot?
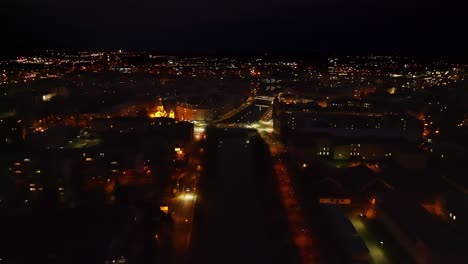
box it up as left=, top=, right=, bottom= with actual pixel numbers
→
left=183, top=194, right=195, bottom=201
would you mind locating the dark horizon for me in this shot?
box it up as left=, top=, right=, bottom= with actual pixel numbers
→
left=4, top=0, right=468, bottom=60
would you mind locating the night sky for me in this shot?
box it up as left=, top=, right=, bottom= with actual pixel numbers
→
left=4, top=0, right=468, bottom=57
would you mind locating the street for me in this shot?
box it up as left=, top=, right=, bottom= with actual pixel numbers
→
left=349, top=216, right=391, bottom=264
left=160, top=142, right=202, bottom=264
left=167, top=187, right=197, bottom=264
left=189, top=127, right=298, bottom=263
left=262, top=132, right=321, bottom=264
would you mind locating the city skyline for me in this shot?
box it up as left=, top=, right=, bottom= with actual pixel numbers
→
left=2, top=3, right=468, bottom=263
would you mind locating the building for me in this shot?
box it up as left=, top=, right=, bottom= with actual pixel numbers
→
left=174, top=94, right=229, bottom=121
left=275, top=111, right=423, bottom=143
left=289, top=134, right=392, bottom=163
left=90, top=117, right=193, bottom=141
left=27, top=126, right=79, bottom=148
left=391, top=145, right=428, bottom=169
left=0, top=117, right=25, bottom=144
left=91, top=117, right=151, bottom=133
left=175, top=103, right=216, bottom=121
left=10, top=154, right=69, bottom=205
left=328, top=98, right=373, bottom=110
left=148, top=98, right=175, bottom=119
left=311, top=163, right=394, bottom=207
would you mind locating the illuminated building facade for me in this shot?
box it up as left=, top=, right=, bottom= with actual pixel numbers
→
left=175, top=103, right=217, bottom=121
left=148, top=98, right=175, bottom=119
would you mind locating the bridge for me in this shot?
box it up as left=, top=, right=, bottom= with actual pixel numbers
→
left=215, top=95, right=276, bottom=124
left=254, top=96, right=275, bottom=102
left=254, top=96, right=275, bottom=108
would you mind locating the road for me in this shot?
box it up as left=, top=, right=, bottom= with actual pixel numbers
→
left=261, top=132, right=320, bottom=264
left=161, top=144, right=201, bottom=264
left=167, top=186, right=197, bottom=264
left=349, top=216, right=391, bottom=264
left=190, top=127, right=297, bottom=263
left=214, top=99, right=253, bottom=122
left=219, top=99, right=271, bottom=124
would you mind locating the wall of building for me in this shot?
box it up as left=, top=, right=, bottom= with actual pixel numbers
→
left=392, top=149, right=428, bottom=169
left=276, top=111, right=423, bottom=142
left=175, top=105, right=217, bottom=121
